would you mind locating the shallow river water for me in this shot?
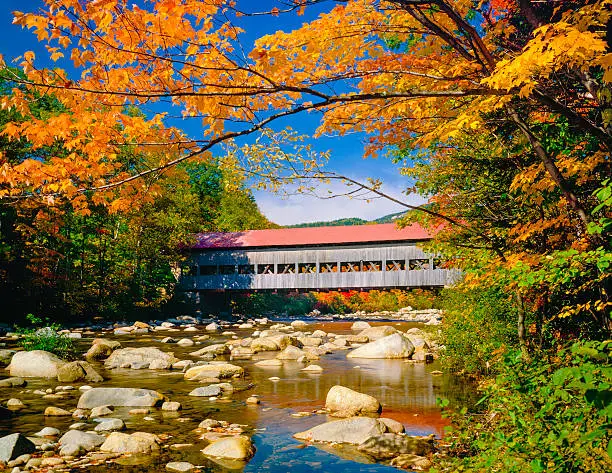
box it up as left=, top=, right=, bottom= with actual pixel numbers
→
left=0, top=321, right=477, bottom=472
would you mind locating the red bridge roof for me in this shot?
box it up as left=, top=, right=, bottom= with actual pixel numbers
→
left=193, top=223, right=432, bottom=249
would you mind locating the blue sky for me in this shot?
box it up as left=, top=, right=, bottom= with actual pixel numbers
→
left=0, top=0, right=422, bottom=225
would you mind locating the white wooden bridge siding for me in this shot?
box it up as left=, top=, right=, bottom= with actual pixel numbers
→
left=182, top=242, right=461, bottom=290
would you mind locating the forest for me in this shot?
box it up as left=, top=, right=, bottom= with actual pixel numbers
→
left=0, top=1, right=609, bottom=471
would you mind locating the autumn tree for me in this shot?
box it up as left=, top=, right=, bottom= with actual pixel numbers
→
left=0, top=1, right=609, bottom=326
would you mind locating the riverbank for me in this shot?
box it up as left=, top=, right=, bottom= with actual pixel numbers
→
left=0, top=315, right=474, bottom=473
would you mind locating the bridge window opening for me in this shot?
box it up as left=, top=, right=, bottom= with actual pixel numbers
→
left=238, top=264, right=255, bottom=274
left=386, top=260, right=405, bottom=271
left=319, top=262, right=338, bottom=273
left=200, top=265, right=217, bottom=276
left=363, top=261, right=382, bottom=272
left=279, top=263, right=296, bottom=274
left=219, top=264, right=237, bottom=275
left=409, top=259, right=431, bottom=270
left=341, top=262, right=361, bottom=272
left=257, top=264, right=275, bottom=274
left=298, top=263, right=317, bottom=274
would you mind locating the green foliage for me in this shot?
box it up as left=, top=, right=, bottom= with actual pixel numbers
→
left=232, top=292, right=316, bottom=316
left=437, top=340, right=612, bottom=473
left=231, top=289, right=439, bottom=316
left=16, top=314, right=77, bottom=360
left=438, top=285, right=520, bottom=375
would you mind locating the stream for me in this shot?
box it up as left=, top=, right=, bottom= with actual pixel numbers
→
left=0, top=320, right=478, bottom=472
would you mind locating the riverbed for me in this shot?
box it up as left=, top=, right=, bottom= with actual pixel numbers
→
left=0, top=320, right=477, bottom=472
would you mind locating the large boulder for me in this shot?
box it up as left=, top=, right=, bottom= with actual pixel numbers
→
left=358, top=433, right=435, bottom=459
left=293, top=417, right=387, bottom=445
left=100, top=432, right=160, bottom=454
left=201, top=436, right=255, bottom=461
left=8, top=351, right=66, bottom=378
left=0, top=433, right=36, bottom=462
left=357, top=326, right=398, bottom=341
left=85, top=339, right=121, bottom=361
left=325, top=385, right=381, bottom=417
left=347, top=333, right=414, bottom=359
left=184, top=363, right=243, bottom=381
left=105, top=347, right=179, bottom=370
left=77, top=387, right=166, bottom=409
left=57, top=361, right=103, bottom=383
left=58, top=430, right=106, bottom=456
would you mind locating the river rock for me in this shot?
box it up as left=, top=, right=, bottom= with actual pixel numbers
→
left=184, top=363, right=243, bottom=380
left=6, top=399, right=25, bottom=410
left=77, top=387, right=166, bottom=409
left=0, top=350, right=16, bottom=367
left=198, top=419, right=222, bottom=429
left=105, top=347, right=179, bottom=370
left=0, top=378, right=26, bottom=388
left=189, top=385, right=222, bottom=397
left=231, top=347, right=253, bottom=359
left=206, top=322, right=220, bottom=332
left=190, top=344, right=230, bottom=357
left=90, top=405, right=113, bottom=417
left=85, top=339, right=121, bottom=361
left=276, top=345, right=305, bottom=360
left=58, top=430, right=106, bottom=456
left=290, top=320, right=308, bottom=328
left=250, top=337, right=280, bottom=352
left=100, top=432, right=160, bottom=454
left=8, top=351, right=66, bottom=378
left=358, top=433, right=435, bottom=459
left=325, top=385, right=381, bottom=417
left=201, top=435, right=255, bottom=461
left=166, top=461, right=195, bottom=472
left=34, top=427, right=60, bottom=437
left=0, top=434, right=36, bottom=462
left=357, top=326, right=398, bottom=341
left=254, top=359, right=283, bottom=367
left=162, top=401, right=181, bottom=411
left=94, top=418, right=125, bottom=432
left=44, top=406, right=71, bottom=416
left=298, top=337, right=323, bottom=347
left=57, top=361, right=103, bottom=383
left=301, top=364, right=323, bottom=372
left=351, top=321, right=371, bottom=330
left=390, top=454, right=432, bottom=470
left=379, top=418, right=405, bottom=434
left=347, top=333, right=415, bottom=359
left=177, top=338, right=194, bottom=347
left=293, top=417, right=387, bottom=445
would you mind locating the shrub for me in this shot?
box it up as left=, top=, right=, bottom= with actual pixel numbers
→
left=438, top=285, right=519, bottom=375
left=17, top=314, right=77, bottom=360
left=437, top=340, right=612, bottom=473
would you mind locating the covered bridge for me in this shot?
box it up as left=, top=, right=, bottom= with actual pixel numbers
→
left=179, top=223, right=461, bottom=294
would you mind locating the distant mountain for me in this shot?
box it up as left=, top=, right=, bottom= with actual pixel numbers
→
left=287, top=211, right=407, bottom=228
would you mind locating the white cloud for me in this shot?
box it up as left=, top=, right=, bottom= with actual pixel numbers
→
left=254, top=179, right=428, bottom=226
